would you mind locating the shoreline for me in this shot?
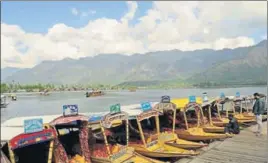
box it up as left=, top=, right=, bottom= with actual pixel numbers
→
left=1, top=85, right=266, bottom=96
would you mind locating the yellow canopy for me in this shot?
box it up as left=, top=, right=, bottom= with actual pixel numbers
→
left=171, top=97, right=203, bottom=109
left=111, top=119, right=122, bottom=127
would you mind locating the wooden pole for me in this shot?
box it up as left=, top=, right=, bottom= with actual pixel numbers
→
left=200, top=105, right=205, bottom=125
left=183, top=111, right=188, bottom=130
left=100, top=125, right=111, bottom=156
left=8, top=142, right=15, bottom=163
left=155, top=115, right=160, bottom=136
left=47, top=141, right=54, bottom=163
left=172, top=109, right=176, bottom=133
left=245, top=99, right=249, bottom=113
left=216, top=102, right=222, bottom=119
left=197, top=108, right=200, bottom=128
left=208, top=105, right=213, bottom=126
left=136, top=119, right=146, bottom=148
left=240, top=101, right=243, bottom=114
left=232, top=101, right=236, bottom=115
left=126, top=119, right=129, bottom=146
left=226, top=102, right=228, bottom=118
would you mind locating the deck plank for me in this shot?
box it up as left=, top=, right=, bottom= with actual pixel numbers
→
left=176, top=122, right=268, bottom=163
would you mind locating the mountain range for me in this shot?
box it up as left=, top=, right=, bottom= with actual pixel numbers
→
left=2, top=40, right=267, bottom=86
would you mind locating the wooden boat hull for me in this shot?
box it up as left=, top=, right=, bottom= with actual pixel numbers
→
left=235, top=114, right=255, bottom=121
left=87, top=94, right=104, bottom=98
left=175, top=128, right=232, bottom=141
left=212, top=121, right=228, bottom=127
left=91, top=149, right=164, bottom=163
left=237, top=119, right=255, bottom=123
left=165, top=138, right=207, bottom=150
left=202, top=126, right=225, bottom=133
left=242, top=112, right=255, bottom=118
left=212, top=118, right=229, bottom=127
left=158, top=132, right=207, bottom=149
left=129, top=143, right=199, bottom=158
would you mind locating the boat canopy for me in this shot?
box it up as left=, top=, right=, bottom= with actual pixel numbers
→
left=121, top=102, right=158, bottom=119
left=153, top=102, right=177, bottom=112
left=171, top=97, right=203, bottom=110
left=49, top=114, right=88, bottom=126
left=9, top=128, right=57, bottom=150
left=88, top=115, right=103, bottom=123
left=1, top=126, right=24, bottom=143
left=2, top=111, right=108, bottom=127
left=101, top=111, right=128, bottom=129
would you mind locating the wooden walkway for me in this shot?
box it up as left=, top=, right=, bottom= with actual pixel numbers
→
left=177, top=122, right=268, bottom=163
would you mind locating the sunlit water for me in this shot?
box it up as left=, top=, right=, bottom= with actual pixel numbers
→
left=1, top=87, right=266, bottom=122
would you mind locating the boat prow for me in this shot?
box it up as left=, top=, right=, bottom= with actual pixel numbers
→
left=165, top=137, right=208, bottom=149
left=202, top=125, right=225, bottom=133
left=157, top=131, right=208, bottom=150
left=175, top=128, right=232, bottom=141
left=129, top=142, right=199, bottom=158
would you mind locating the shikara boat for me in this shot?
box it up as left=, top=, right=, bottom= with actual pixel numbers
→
left=205, top=98, right=229, bottom=127
left=1, top=118, right=69, bottom=163
left=129, top=88, right=137, bottom=92
left=126, top=102, right=199, bottom=158
left=49, top=104, right=91, bottom=163
left=86, top=91, right=105, bottom=98
left=153, top=96, right=208, bottom=149
left=89, top=104, right=164, bottom=163
left=224, top=95, right=256, bottom=123
left=201, top=101, right=226, bottom=133
left=11, top=94, right=17, bottom=101
left=241, top=94, right=266, bottom=119
left=171, top=97, right=232, bottom=141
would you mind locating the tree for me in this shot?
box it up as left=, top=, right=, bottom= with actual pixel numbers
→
left=0, top=83, right=9, bottom=93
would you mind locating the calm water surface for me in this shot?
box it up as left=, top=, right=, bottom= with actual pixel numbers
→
left=1, top=87, right=266, bottom=122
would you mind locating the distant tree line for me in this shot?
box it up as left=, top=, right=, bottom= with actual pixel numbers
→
left=193, top=81, right=267, bottom=88
left=0, top=83, right=55, bottom=93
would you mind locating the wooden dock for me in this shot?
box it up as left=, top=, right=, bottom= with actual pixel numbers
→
left=177, top=122, right=268, bottom=163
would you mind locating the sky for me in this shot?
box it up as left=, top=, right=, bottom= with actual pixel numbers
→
left=1, top=1, right=267, bottom=68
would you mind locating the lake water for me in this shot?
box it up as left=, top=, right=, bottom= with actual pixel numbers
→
left=1, top=87, right=266, bottom=122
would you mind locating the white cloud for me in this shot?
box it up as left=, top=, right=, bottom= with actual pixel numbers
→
left=81, top=10, right=96, bottom=17
left=71, top=8, right=79, bottom=16
left=262, top=34, right=267, bottom=40
left=121, top=1, right=138, bottom=22
left=1, top=1, right=267, bottom=68
left=71, top=8, right=96, bottom=17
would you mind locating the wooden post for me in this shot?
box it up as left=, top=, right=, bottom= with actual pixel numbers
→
left=8, top=142, right=15, bottom=163
left=232, top=101, right=236, bottom=115
left=226, top=102, right=229, bottom=118
left=136, top=119, right=146, bottom=148
left=245, top=99, right=248, bottom=112
left=47, top=140, right=54, bottom=163
left=197, top=108, right=200, bottom=128
left=125, top=119, right=129, bottom=146
left=240, top=101, right=243, bottom=114
left=216, top=102, right=222, bottom=119
left=200, top=105, right=205, bottom=125
left=100, top=125, right=111, bottom=156
left=183, top=111, right=188, bottom=130
left=155, top=115, right=160, bottom=136
left=172, top=109, right=176, bottom=133
left=208, top=105, right=213, bottom=126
